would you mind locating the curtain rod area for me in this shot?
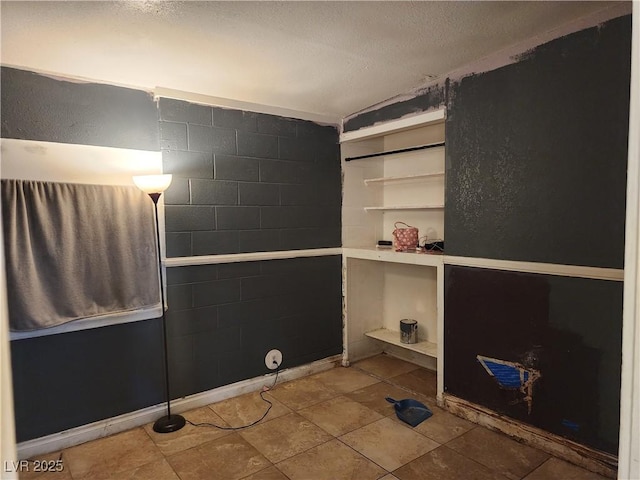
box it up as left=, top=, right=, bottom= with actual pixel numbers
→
left=345, top=141, right=445, bottom=162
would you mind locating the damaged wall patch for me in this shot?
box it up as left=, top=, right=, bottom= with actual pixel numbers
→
left=477, top=355, right=541, bottom=414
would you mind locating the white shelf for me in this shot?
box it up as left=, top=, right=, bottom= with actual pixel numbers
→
left=365, top=328, right=438, bottom=359
left=343, top=247, right=443, bottom=267
left=342, top=109, right=445, bottom=390
left=364, top=172, right=445, bottom=185
left=364, top=204, right=445, bottom=211
left=340, top=110, right=446, bottom=143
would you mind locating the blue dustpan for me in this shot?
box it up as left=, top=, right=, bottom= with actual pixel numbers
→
left=386, top=397, right=433, bottom=427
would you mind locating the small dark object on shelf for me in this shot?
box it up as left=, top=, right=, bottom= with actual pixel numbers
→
left=424, top=241, right=444, bottom=252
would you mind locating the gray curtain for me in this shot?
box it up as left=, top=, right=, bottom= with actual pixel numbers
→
left=1, top=179, right=160, bottom=331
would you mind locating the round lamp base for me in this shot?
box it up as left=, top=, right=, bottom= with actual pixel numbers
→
left=153, top=414, right=186, bottom=433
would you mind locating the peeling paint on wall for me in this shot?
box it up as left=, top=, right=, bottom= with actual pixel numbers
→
left=445, top=264, right=623, bottom=454
left=477, top=355, right=541, bottom=414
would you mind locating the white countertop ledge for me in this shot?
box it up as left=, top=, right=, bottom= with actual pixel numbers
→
left=164, top=248, right=343, bottom=267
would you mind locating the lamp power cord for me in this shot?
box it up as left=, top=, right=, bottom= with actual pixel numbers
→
left=187, top=367, right=280, bottom=431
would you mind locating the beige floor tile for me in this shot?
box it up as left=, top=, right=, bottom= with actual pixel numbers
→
left=298, top=395, right=384, bottom=436
left=277, top=439, right=387, bottom=480
left=63, top=428, right=163, bottom=480
left=311, top=366, right=381, bottom=393
left=447, top=427, right=549, bottom=480
left=240, top=412, right=332, bottom=463
left=388, top=368, right=437, bottom=399
left=167, top=433, right=271, bottom=480
left=209, top=390, right=291, bottom=428
left=393, top=406, right=476, bottom=444
left=104, top=458, right=179, bottom=480
left=17, top=452, right=70, bottom=480
left=523, top=457, right=609, bottom=480
left=394, top=445, right=510, bottom=480
left=18, top=469, right=72, bottom=480
left=354, top=354, right=420, bottom=379
left=241, top=466, right=290, bottom=480
left=345, top=381, right=425, bottom=416
left=31, top=366, right=600, bottom=480
left=268, top=375, right=340, bottom=410
left=143, top=406, right=232, bottom=456
left=340, top=416, right=440, bottom=471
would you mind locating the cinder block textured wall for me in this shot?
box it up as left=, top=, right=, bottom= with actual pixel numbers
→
left=165, top=256, right=343, bottom=397
left=158, top=97, right=344, bottom=397
left=158, top=98, right=342, bottom=257
left=2, top=72, right=344, bottom=441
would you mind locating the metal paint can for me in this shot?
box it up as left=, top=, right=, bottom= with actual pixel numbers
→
left=400, top=319, right=418, bottom=344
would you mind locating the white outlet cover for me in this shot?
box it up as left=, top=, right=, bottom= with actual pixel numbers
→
left=265, top=349, right=283, bottom=370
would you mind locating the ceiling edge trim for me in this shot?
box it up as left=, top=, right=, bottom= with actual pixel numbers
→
left=343, top=1, right=632, bottom=125
left=443, top=1, right=632, bottom=86
left=0, top=63, right=155, bottom=95
left=0, top=65, right=340, bottom=127
left=154, top=87, right=340, bottom=126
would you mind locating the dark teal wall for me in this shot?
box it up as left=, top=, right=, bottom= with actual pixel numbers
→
left=2, top=67, right=343, bottom=442
left=345, top=14, right=631, bottom=455
left=1, top=67, right=159, bottom=151
left=165, top=256, right=342, bottom=398
left=158, top=97, right=341, bottom=257
left=10, top=320, right=165, bottom=441
left=445, top=16, right=630, bottom=268
left=443, top=15, right=629, bottom=455
left=444, top=266, right=623, bottom=454
left=343, top=83, right=446, bottom=133
left=2, top=67, right=166, bottom=442
left=159, top=97, right=343, bottom=400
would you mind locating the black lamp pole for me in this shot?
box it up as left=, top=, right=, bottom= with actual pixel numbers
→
left=148, top=191, right=185, bottom=433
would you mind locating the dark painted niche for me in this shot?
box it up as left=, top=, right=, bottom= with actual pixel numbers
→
left=1, top=67, right=159, bottom=151
left=343, top=82, right=446, bottom=133
left=445, top=15, right=631, bottom=269
left=444, top=265, right=623, bottom=454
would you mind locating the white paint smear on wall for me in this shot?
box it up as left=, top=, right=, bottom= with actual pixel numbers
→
left=0, top=138, right=162, bottom=184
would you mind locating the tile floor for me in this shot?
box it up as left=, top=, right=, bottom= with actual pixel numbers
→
left=20, top=354, right=609, bottom=480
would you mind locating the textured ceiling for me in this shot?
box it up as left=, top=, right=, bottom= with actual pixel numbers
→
left=0, top=1, right=626, bottom=121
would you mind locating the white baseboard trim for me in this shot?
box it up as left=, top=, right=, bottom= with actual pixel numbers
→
left=17, top=354, right=342, bottom=460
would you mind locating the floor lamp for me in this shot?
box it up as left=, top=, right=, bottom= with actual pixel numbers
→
left=133, top=174, right=186, bottom=433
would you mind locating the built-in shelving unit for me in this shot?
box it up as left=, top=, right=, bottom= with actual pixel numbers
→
left=341, top=109, right=445, bottom=248
left=341, top=109, right=446, bottom=399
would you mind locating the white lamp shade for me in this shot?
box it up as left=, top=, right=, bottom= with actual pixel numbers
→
left=132, top=174, right=172, bottom=194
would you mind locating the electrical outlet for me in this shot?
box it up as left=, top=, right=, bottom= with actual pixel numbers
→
left=265, top=349, right=283, bottom=370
